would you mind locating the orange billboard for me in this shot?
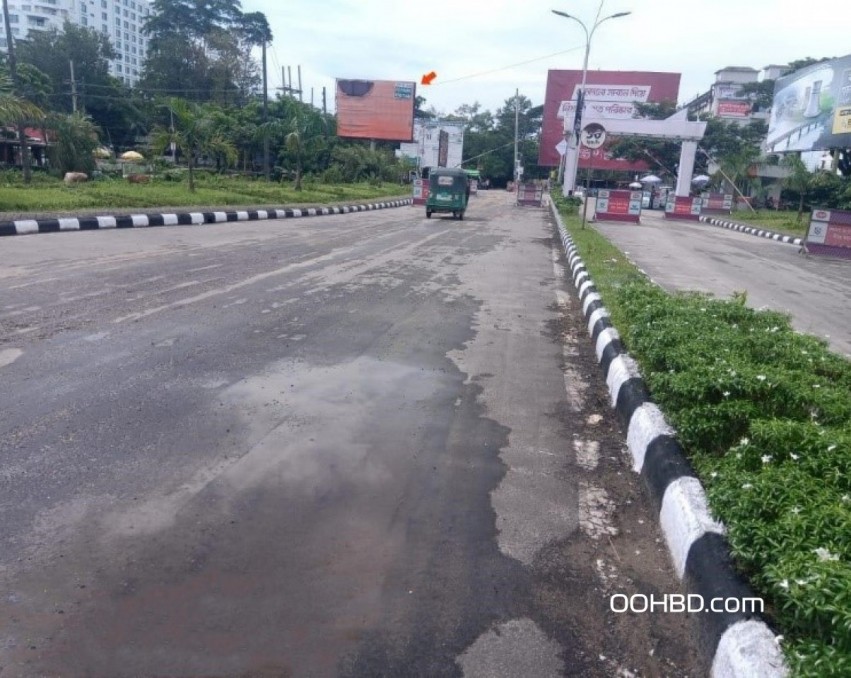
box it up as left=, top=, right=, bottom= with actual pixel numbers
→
left=336, top=79, right=415, bottom=141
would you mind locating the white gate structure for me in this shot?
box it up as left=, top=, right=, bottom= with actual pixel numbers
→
left=563, top=107, right=707, bottom=197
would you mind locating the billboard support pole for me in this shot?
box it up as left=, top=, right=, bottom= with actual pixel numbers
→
left=298, top=65, right=303, bottom=102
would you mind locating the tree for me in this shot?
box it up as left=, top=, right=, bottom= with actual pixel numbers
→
left=606, top=100, right=681, bottom=178
left=16, top=22, right=117, bottom=114
left=149, top=98, right=236, bottom=191
left=47, top=112, right=100, bottom=175
left=782, top=154, right=815, bottom=222
left=141, top=0, right=262, bottom=105
left=2, top=0, right=39, bottom=182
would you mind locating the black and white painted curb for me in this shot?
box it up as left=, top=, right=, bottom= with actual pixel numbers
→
left=0, top=198, right=412, bottom=237
left=550, top=202, right=789, bottom=677
left=699, top=215, right=803, bottom=247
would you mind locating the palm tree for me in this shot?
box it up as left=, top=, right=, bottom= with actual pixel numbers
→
left=46, top=112, right=100, bottom=175
left=0, top=2, right=44, bottom=182
left=149, top=98, right=236, bottom=192
left=782, top=154, right=815, bottom=223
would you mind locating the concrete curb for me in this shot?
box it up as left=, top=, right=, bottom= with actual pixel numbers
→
left=0, top=198, right=413, bottom=237
left=698, top=215, right=803, bottom=247
left=550, top=202, right=789, bottom=677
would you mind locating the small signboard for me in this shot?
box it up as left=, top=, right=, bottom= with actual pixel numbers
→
left=517, top=183, right=544, bottom=207
left=469, top=179, right=478, bottom=195
left=665, top=195, right=702, bottom=220
left=594, top=189, right=642, bottom=223
left=701, top=192, right=733, bottom=215
left=412, top=178, right=429, bottom=205
left=806, top=208, right=851, bottom=259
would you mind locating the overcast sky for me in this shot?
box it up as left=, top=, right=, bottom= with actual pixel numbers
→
left=251, top=0, right=851, bottom=116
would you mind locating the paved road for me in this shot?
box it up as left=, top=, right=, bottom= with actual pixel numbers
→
left=594, top=209, right=851, bottom=357
left=0, top=192, right=697, bottom=677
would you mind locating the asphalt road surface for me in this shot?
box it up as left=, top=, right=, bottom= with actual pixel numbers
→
left=594, top=208, right=851, bottom=358
left=0, top=192, right=698, bottom=677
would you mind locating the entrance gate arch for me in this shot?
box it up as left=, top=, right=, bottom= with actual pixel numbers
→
left=562, top=107, right=707, bottom=198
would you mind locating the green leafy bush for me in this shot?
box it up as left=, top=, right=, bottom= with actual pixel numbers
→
left=554, top=193, right=851, bottom=675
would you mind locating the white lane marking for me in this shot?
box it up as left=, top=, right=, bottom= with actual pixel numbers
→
left=186, top=264, right=223, bottom=273
left=457, top=618, right=564, bottom=678
left=579, top=482, right=617, bottom=540
left=573, top=439, right=600, bottom=471
left=0, top=348, right=23, bottom=368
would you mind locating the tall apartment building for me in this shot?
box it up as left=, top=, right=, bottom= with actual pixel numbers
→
left=0, top=0, right=151, bottom=85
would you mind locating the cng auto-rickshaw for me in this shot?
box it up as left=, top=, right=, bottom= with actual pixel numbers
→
left=425, top=167, right=469, bottom=220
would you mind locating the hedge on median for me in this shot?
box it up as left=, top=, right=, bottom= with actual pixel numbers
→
left=555, top=200, right=851, bottom=677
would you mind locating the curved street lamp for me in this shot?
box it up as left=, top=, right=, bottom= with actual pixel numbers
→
left=552, top=8, right=631, bottom=194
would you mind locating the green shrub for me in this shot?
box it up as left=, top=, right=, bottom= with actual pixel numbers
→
left=554, top=192, right=851, bottom=675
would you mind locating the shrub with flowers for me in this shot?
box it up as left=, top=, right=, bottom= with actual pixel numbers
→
left=556, top=198, right=851, bottom=676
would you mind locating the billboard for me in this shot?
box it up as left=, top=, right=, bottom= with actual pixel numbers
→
left=398, top=120, right=464, bottom=170
left=766, top=54, right=851, bottom=153
left=717, top=101, right=752, bottom=118
left=336, top=79, right=415, bottom=141
left=539, top=70, right=681, bottom=169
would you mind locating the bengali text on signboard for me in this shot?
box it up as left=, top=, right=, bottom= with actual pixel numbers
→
left=594, top=189, right=641, bottom=222
left=806, top=208, right=851, bottom=258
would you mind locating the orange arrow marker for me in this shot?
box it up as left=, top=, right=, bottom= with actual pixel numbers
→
left=421, top=71, right=437, bottom=85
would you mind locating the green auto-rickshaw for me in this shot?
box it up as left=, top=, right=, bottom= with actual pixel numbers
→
left=425, top=167, right=469, bottom=220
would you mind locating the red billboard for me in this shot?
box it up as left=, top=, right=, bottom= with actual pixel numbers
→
left=539, top=70, right=681, bottom=169
left=717, top=101, right=752, bottom=118
left=336, top=79, right=415, bottom=141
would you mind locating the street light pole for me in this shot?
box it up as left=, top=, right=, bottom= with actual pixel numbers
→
left=552, top=8, right=631, bottom=196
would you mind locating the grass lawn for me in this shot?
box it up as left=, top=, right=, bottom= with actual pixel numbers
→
left=0, top=173, right=408, bottom=217
left=711, top=208, right=810, bottom=238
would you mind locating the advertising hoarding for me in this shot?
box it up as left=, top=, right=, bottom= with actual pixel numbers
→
left=336, top=79, right=415, bottom=141
left=717, top=101, right=752, bottom=118
left=539, top=70, right=681, bottom=169
left=766, top=54, right=851, bottom=153
left=403, top=121, right=464, bottom=170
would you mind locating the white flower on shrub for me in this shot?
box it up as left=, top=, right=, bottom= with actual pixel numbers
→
left=756, top=375, right=767, bottom=381
left=778, top=579, right=790, bottom=590
left=814, top=547, right=839, bottom=562
left=827, top=444, right=837, bottom=452
left=723, top=391, right=731, bottom=397
left=790, top=507, right=801, bottom=515
left=761, top=455, right=772, bottom=464
left=790, top=453, right=799, bottom=461
left=742, top=483, right=753, bottom=489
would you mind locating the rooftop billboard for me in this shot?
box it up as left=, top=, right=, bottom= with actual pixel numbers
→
left=539, top=70, right=681, bottom=169
left=765, top=55, right=851, bottom=153
left=336, top=79, right=416, bottom=142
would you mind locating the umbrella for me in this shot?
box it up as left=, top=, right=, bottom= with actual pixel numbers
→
left=628, top=181, right=642, bottom=189
left=639, top=174, right=662, bottom=184
left=691, top=174, right=710, bottom=185
left=120, top=150, right=144, bottom=161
